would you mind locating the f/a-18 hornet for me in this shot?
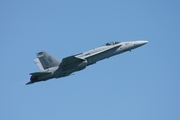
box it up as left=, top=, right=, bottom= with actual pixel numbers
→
left=26, top=40, right=148, bottom=85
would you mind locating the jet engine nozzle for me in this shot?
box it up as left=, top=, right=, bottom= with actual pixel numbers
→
left=30, top=75, right=38, bottom=82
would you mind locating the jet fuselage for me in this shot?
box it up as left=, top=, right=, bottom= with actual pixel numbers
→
left=27, top=40, right=148, bottom=85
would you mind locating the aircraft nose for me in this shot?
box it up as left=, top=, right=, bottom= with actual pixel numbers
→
left=141, top=40, right=148, bottom=45
left=135, top=40, right=148, bottom=47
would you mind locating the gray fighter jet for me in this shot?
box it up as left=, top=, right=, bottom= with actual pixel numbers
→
left=26, top=40, right=148, bottom=85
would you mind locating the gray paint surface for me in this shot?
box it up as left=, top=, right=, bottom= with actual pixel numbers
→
left=26, top=40, right=148, bottom=85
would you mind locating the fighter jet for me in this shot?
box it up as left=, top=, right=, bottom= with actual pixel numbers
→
left=26, top=40, right=148, bottom=85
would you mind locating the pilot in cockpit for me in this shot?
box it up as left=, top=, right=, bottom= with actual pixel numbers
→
left=106, top=42, right=120, bottom=46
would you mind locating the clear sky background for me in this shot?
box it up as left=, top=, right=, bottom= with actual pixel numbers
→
left=1, top=0, right=180, bottom=120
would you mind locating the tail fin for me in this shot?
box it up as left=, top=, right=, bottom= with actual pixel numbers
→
left=36, top=51, right=61, bottom=70
left=34, top=58, right=44, bottom=71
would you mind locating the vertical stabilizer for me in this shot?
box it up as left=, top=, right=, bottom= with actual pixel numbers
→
left=36, top=51, right=61, bottom=69
left=34, top=58, right=44, bottom=71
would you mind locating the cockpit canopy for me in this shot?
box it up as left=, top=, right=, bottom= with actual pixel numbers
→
left=105, top=41, right=121, bottom=46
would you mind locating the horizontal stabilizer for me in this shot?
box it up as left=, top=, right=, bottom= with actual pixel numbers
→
left=26, top=81, right=33, bottom=85
left=30, top=72, right=52, bottom=76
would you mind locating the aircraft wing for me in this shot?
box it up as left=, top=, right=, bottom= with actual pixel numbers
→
left=59, top=55, right=85, bottom=67
left=30, top=72, right=52, bottom=76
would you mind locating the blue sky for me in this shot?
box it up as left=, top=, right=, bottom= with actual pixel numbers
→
left=1, top=0, right=180, bottom=120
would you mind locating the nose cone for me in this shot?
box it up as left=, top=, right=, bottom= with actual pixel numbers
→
left=131, top=40, right=148, bottom=50
left=135, top=40, right=148, bottom=47
left=138, top=40, right=148, bottom=45
left=140, top=40, right=148, bottom=45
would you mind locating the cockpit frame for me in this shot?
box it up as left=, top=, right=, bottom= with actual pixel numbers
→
left=105, top=41, right=121, bottom=46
